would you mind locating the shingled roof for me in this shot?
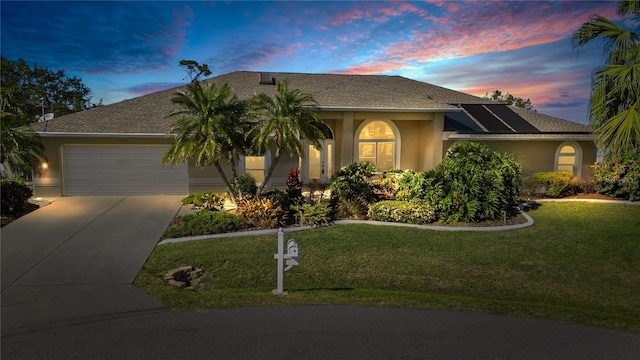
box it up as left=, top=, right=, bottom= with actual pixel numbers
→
left=31, top=71, right=591, bottom=136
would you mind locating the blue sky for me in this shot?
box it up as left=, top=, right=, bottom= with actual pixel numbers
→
left=0, top=1, right=621, bottom=124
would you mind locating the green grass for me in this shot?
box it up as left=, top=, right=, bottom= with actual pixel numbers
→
left=135, top=202, right=640, bottom=331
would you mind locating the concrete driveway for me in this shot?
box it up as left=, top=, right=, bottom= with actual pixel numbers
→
left=1, top=195, right=183, bottom=334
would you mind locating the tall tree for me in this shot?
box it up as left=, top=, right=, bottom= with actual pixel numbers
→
left=0, top=57, right=99, bottom=126
left=250, top=80, right=328, bottom=194
left=163, top=80, right=250, bottom=202
left=0, top=90, right=46, bottom=177
left=484, top=90, right=534, bottom=110
left=179, top=60, right=212, bottom=82
left=572, top=0, right=640, bottom=161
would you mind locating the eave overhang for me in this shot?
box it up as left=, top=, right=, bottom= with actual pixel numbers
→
left=36, top=132, right=172, bottom=138
left=443, top=131, right=594, bottom=141
left=311, top=106, right=462, bottom=113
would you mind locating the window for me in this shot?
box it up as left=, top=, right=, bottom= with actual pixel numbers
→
left=555, top=141, right=582, bottom=177
left=245, top=156, right=265, bottom=183
left=557, top=146, right=576, bottom=173
left=356, top=120, right=399, bottom=171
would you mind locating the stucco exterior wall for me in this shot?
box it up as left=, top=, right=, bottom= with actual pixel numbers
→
left=442, top=140, right=597, bottom=178
left=37, top=115, right=592, bottom=197
left=323, top=111, right=440, bottom=171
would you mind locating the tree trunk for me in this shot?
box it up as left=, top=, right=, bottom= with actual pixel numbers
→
left=258, top=151, right=281, bottom=195
left=214, top=160, right=238, bottom=203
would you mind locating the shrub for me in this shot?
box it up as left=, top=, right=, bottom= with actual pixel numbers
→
left=285, top=168, right=304, bottom=206
left=236, top=198, right=286, bottom=229
left=432, top=143, right=522, bottom=223
left=1, top=178, right=33, bottom=214
left=262, top=188, right=289, bottom=208
left=163, top=210, right=244, bottom=238
left=330, top=162, right=377, bottom=201
left=334, top=198, right=369, bottom=219
left=329, top=162, right=377, bottom=214
left=592, top=151, right=640, bottom=201
left=394, top=142, right=522, bottom=223
left=181, top=192, right=225, bottom=211
left=368, top=200, right=436, bottom=224
left=233, top=175, right=258, bottom=199
left=395, top=170, right=433, bottom=201
left=262, top=188, right=297, bottom=225
left=525, top=172, right=576, bottom=198
left=286, top=167, right=303, bottom=190
left=307, top=179, right=330, bottom=204
left=376, top=168, right=404, bottom=199
left=294, top=201, right=332, bottom=227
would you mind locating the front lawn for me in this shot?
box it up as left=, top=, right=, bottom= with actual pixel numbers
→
left=135, top=202, right=640, bottom=331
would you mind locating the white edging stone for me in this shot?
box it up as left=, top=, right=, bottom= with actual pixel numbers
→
left=157, top=211, right=534, bottom=246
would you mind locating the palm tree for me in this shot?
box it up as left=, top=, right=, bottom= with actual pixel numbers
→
left=0, top=91, right=46, bottom=177
left=250, top=80, right=328, bottom=194
left=163, top=80, right=249, bottom=202
left=572, top=0, right=640, bottom=161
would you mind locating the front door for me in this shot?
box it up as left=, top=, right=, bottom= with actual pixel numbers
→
left=305, top=140, right=334, bottom=182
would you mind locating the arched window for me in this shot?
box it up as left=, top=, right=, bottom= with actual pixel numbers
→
left=355, top=120, right=399, bottom=171
left=555, top=141, right=582, bottom=176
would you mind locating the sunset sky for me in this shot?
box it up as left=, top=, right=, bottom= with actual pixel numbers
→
left=0, top=1, right=622, bottom=124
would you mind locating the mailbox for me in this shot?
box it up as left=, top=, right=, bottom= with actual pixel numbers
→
left=274, top=229, right=302, bottom=295
left=287, top=239, right=299, bottom=257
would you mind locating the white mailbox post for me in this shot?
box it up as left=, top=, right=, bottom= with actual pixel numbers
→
left=273, top=228, right=301, bottom=295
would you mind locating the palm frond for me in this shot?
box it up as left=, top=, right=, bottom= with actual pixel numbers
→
left=572, top=14, right=639, bottom=64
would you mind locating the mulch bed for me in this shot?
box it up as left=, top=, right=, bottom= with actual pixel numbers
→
left=1, top=202, right=40, bottom=227
left=424, top=211, right=529, bottom=228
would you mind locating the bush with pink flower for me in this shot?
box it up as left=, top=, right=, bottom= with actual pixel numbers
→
left=592, top=151, right=640, bottom=201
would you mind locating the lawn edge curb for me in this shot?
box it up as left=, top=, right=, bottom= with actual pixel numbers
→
left=157, top=211, right=535, bottom=245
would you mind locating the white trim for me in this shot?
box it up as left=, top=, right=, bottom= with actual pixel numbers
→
left=443, top=132, right=594, bottom=141
left=311, top=106, right=461, bottom=113
left=554, top=141, right=583, bottom=177
left=354, top=119, right=401, bottom=170
left=37, top=132, right=172, bottom=138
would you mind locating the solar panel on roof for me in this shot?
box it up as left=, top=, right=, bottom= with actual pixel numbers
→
left=445, top=112, right=484, bottom=133
left=484, top=104, right=540, bottom=133
left=461, top=104, right=513, bottom=133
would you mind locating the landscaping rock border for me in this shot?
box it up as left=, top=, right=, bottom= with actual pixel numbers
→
left=164, top=266, right=204, bottom=289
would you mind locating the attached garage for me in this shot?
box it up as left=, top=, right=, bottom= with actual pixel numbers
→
left=61, top=144, right=188, bottom=196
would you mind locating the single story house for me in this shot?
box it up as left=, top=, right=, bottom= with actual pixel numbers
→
left=30, top=71, right=596, bottom=196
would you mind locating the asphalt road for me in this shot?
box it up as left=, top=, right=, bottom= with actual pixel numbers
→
left=2, top=306, right=639, bottom=360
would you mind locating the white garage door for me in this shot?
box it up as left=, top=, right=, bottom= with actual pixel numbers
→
left=62, top=145, right=188, bottom=195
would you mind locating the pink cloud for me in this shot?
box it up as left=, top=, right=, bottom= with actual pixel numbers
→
left=461, top=72, right=588, bottom=111
left=331, top=8, right=369, bottom=25
left=329, top=1, right=429, bottom=27
left=340, top=1, right=620, bottom=74
left=332, top=62, right=408, bottom=75
left=151, top=5, right=193, bottom=59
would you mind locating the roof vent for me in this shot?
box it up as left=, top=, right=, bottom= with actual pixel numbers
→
left=259, top=73, right=276, bottom=85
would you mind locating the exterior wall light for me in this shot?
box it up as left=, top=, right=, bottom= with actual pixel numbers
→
left=41, top=162, right=49, bottom=170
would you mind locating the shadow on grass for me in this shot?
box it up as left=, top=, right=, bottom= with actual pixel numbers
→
left=519, top=200, right=542, bottom=212
left=295, top=287, right=355, bottom=292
